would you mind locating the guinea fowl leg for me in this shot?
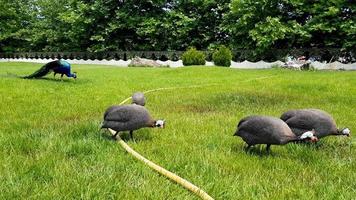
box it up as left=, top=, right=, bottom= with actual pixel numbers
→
left=53, top=72, right=56, bottom=78
left=129, top=130, right=134, bottom=140
left=266, top=144, right=271, bottom=152
left=245, top=144, right=252, bottom=151
left=112, top=131, right=119, bottom=140
left=60, top=74, right=64, bottom=81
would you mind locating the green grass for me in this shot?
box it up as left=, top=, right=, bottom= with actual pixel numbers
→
left=0, top=62, right=355, bottom=199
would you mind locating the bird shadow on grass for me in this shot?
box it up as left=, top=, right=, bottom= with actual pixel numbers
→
left=231, top=144, right=277, bottom=157
left=99, top=129, right=153, bottom=143
left=31, top=77, right=76, bottom=83
left=1, top=73, right=76, bottom=83
left=47, top=78, right=93, bottom=85
left=286, top=141, right=323, bottom=151
left=0, top=73, right=14, bottom=78
left=26, top=77, right=92, bottom=85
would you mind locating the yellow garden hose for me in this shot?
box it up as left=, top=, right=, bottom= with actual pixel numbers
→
left=109, top=84, right=215, bottom=200
left=108, top=128, right=214, bottom=200
left=108, top=75, right=276, bottom=200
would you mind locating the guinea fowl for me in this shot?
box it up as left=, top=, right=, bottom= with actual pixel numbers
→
left=280, top=109, right=351, bottom=138
left=23, top=59, right=77, bottom=79
left=101, top=104, right=164, bottom=139
left=132, top=92, right=146, bottom=106
left=234, top=115, right=318, bottom=152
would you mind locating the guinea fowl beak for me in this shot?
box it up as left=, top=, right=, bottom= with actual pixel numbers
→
left=346, top=130, right=351, bottom=137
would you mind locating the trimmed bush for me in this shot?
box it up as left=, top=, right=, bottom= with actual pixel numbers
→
left=212, top=45, right=232, bottom=67
left=182, top=47, right=206, bottom=66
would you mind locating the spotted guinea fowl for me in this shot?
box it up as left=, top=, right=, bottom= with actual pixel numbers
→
left=234, top=115, right=318, bottom=152
left=280, top=109, right=350, bottom=138
left=23, top=59, right=77, bottom=79
left=132, top=92, right=146, bottom=106
left=101, top=104, right=164, bottom=139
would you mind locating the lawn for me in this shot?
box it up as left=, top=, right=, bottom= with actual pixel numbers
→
left=0, top=62, right=355, bottom=199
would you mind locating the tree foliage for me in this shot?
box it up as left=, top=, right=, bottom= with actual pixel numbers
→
left=226, top=0, right=355, bottom=53
left=0, top=0, right=35, bottom=52
left=0, top=0, right=354, bottom=56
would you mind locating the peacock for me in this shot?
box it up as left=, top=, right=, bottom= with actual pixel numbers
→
left=23, top=59, right=77, bottom=79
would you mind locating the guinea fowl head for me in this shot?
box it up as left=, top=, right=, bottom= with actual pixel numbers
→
left=72, top=72, right=77, bottom=79
left=339, top=128, right=351, bottom=137
left=300, top=129, right=318, bottom=143
left=154, top=120, right=165, bottom=128
left=132, top=92, right=145, bottom=106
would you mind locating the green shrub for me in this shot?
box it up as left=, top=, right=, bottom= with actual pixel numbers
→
left=182, top=47, right=206, bottom=66
left=212, top=45, right=232, bottom=67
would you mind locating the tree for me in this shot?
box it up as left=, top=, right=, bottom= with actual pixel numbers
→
left=0, top=0, right=34, bottom=52
left=0, top=0, right=354, bottom=55
left=225, top=0, right=356, bottom=55
left=170, top=0, right=231, bottom=49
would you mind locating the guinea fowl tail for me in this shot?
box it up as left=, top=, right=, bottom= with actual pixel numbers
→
left=100, top=121, right=104, bottom=129
left=280, top=111, right=293, bottom=121
left=100, top=121, right=110, bottom=129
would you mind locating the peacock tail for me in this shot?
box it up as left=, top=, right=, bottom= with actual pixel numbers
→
left=22, top=61, right=58, bottom=79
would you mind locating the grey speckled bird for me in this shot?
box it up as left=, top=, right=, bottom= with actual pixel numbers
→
left=132, top=92, right=146, bottom=106
left=234, top=115, right=318, bottom=152
left=101, top=104, right=164, bottom=139
left=280, top=109, right=351, bottom=138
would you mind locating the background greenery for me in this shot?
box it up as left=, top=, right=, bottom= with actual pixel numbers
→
left=0, top=62, right=355, bottom=199
left=212, top=45, right=232, bottom=67
left=182, top=47, right=206, bottom=66
left=1, top=0, right=355, bottom=55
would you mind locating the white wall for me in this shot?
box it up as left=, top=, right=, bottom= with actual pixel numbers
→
left=1, top=58, right=355, bottom=70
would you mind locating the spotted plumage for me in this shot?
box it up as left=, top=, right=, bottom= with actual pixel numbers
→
left=101, top=104, right=164, bottom=139
left=234, top=115, right=318, bottom=151
left=280, top=109, right=351, bottom=138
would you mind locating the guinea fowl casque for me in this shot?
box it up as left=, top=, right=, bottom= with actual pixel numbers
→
left=234, top=115, right=319, bottom=152
left=280, top=109, right=351, bottom=139
left=23, top=59, right=77, bottom=79
left=101, top=104, right=164, bottom=139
